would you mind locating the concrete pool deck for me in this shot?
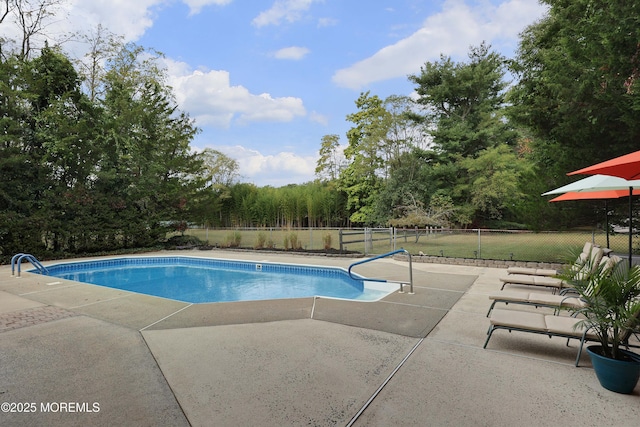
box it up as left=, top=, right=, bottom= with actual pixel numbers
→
left=0, top=250, right=638, bottom=426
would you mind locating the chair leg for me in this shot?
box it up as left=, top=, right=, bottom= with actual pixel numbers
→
left=486, top=301, right=497, bottom=317
left=575, top=339, right=584, bottom=367
left=575, top=332, right=591, bottom=367
left=483, top=325, right=495, bottom=348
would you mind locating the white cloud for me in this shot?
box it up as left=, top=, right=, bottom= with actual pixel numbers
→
left=63, top=0, right=161, bottom=42
left=332, top=0, right=548, bottom=90
left=308, top=111, right=328, bottom=126
left=317, top=17, right=338, bottom=28
left=165, top=59, right=306, bottom=128
left=236, top=93, right=307, bottom=124
left=0, top=0, right=161, bottom=53
left=215, top=145, right=318, bottom=186
left=252, top=0, right=319, bottom=28
left=0, top=0, right=232, bottom=56
left=182, top=0, right=233, bottom=15
left=492, top=0, right=548, bottom=36
left=273, top=46, right=310, bottom=60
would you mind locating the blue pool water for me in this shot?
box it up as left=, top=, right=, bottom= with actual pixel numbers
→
left=38, top=257, right=395, bottom=303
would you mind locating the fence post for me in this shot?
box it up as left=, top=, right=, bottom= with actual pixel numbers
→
left=339, top=229, right=343, bottom=253
left=391, top=227, right=395, bottom=251
left=363, top=228, right=366, bottom=255
left=364, top=227, right=372, bottom=255
left=477, top=228, right=481, bottom=259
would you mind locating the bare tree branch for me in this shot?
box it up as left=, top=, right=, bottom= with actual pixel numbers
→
left=12, top=0, right=62, bottom=60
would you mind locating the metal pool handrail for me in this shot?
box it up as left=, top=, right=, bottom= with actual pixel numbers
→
left=11, top=253, right=49, bottom=277
left=348, top=249, right=414, bottom=294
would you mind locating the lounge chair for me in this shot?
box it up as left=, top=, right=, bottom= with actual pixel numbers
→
left=487, top=255, right=623, bottom=316
left=505, top=242, right=595, bottom=277
left=484, top=306, right=640, bottom=366
left=486, top=290, right=586, bottom=316
left=483, top=309, right=599, bottom=366
left=506, top=266, right=559, bottom=276
left=499, top=274, right=566, bottom=292
left=499, top=245, right=605, bottom=292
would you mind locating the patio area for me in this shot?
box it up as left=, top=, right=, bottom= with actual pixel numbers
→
left=0, top=250, right=638, bottom=426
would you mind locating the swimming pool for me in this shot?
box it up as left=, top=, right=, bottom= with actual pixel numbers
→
left=38, top=256, right=396, bottom=303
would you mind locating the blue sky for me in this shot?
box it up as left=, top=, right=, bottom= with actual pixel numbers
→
left=5, top=0, right=548, bottom=186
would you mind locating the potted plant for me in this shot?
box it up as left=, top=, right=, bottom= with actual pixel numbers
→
left=562, top=253, right=640, bottom=393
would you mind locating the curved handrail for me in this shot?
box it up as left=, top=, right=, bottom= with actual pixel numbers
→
left=11, top=253, right=25, bottom=276
left=348, top=249, right=414, bottom=294
left=11, top=253, right=48, bottom=277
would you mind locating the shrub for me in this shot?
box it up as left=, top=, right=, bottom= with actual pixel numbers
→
left=288, top=232, right=301, bottom=250
left=255, top=232, right=267, bottom=249
left=282, top=232, right=302, bottom=250
left=266, top=238, right=275, bottom=249
left=224, top=231, right=242, bottom=248
left=165, top=235, right=204, bottom=248
left=323, top=232, right=332, bottom=250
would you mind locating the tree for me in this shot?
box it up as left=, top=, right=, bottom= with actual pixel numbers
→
left=8, top=0, right=63, bottom=60
left=0, top=16, right=207, bottom=256
left=371, top=95, right=432, bottom=225
left=0, top=0, right=12, bottom=31
left=374, top=148, right=433, bottom=225
left=389, top=194, right=455, bottom=228
left=92, top=42, right=201, bottom=246
left=192, top=148, right=239, bottom=227
left=0, top=53, right=48, bottom=255
left=30, top=45, right=102, bottom=251
left=458, top=145, right=532, bottom=221
left=406, top=43, right=523, bottom=226
left=508, top=1, right=640, bottom=180
left=315, top=134, right=343, bottom=182
left=198, top=148, right=239, bottom=188
left=409, top=43, right=511, bottom=159
left=340, top=92, right=389, bottom=225
left=75, top=24, right=124, bottom=102
left=29, top=42, right=80, bottom=112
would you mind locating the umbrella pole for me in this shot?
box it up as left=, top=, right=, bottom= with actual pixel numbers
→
left=629, top=187, right=633, bottom=267
left=606, top=200, right=610, bottom=248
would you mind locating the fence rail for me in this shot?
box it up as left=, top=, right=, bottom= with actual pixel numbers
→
left=176, top=227, right=639, bottom=263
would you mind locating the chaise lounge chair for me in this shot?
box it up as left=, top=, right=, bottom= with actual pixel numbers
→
left=483, top=309, right=599, bottom=366
left=506, top=266, right=559, bottom=277
left=486, top=290, right=587, bottom=317
left=484, top=306, right=640, bottom=366
left=487, top=255, right=623, bottom=316
left=504, top=242, right=607, bottom=277
left=499, top=245, right=605, bottom=292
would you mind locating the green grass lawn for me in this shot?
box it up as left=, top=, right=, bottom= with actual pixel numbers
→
left=174, top=228, right=637, bottom=263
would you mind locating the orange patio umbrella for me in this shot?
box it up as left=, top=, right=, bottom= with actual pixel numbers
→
left=569, top=149, right=640, bottom=180
left=549, top=189, right=640, bottom=202
left=568, top=150, right=640, bottom=266
left=549, top=190, right=640, bottom=249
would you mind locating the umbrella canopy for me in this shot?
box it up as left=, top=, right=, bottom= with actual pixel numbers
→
left=542, top=175, right=640, bottom=196
left=568, top=150, right=640, bottom=180
left=567, top=153, right=640, bottom=267
left=548, top=189, right=640, bottom=202
left=547, top=189, right=640, bottom=249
